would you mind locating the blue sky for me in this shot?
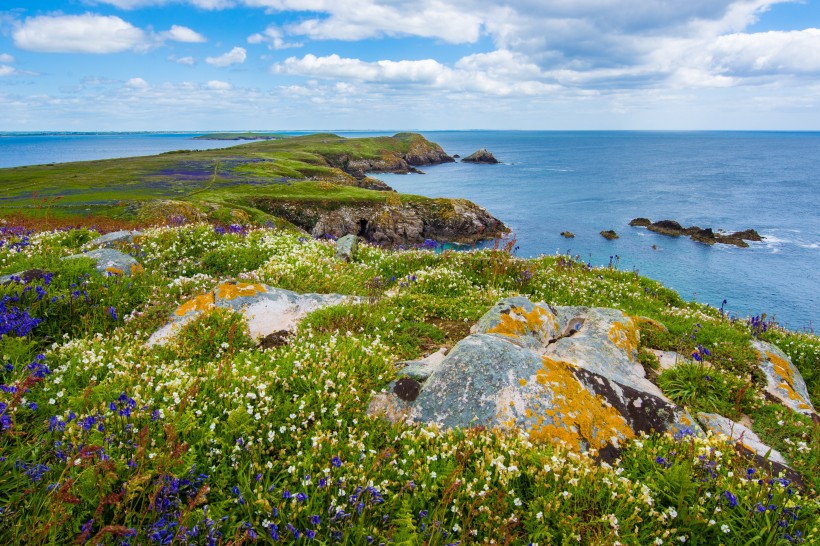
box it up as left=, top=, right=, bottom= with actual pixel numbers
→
left=1, top=0, right=820, bottom=130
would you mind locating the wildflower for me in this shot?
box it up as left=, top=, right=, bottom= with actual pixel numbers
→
left=721, top=524, right=730, bottom=534
left=108, top=306, right=118, bottom=320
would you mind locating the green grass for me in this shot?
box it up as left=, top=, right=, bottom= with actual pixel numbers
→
left=0, top=132, right=447, bottom=225
left=0, top=222, right=817, bottom=544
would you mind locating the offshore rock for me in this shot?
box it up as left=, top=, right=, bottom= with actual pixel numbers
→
left=369, top=297, right=698, bottom=456
left=628, top=218, right=652, bottom=227
left=647, top=220, right=685, bottom=236
left=149, top=282, right=355, bottom=345
left=560, top=231, right=575, bottom=238
left=462, top=149, right=499, bottom=164
left=63, top=248, right=143, bottom=277
left=600, top=230, right=619, bottom=240
left=753, top=340, right=816, bottom=416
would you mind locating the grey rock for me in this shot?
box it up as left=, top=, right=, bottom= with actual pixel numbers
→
left=0, top=269, right=52, bottom=285
left=753, top=340, right=816, bottom=416
left=149, top=282, right=356, bottom=345
left=63, top=248, right=142, bottom=276
left=369, top=297, right=700, bottom=455
left=85, top=230, right=142, bottom=249
left=396, top=348, right=448, bottom=381
left=335, top=234, right=359, bottom=262
left=697, top=412, right=787, bottom=465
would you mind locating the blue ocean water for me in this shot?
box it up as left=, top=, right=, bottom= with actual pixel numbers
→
left=378, top=131, right=820, bottom=331
left=0, top=131, right=817, bottom=329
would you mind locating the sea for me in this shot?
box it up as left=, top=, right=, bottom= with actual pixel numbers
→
left=0, top=130, right=817, bottom=330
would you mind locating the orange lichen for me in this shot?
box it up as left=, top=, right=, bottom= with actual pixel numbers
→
left=105, top=266, right=124, bottom=276
left=130, top=263, right=145, bottom=276
left=519, top=378, right=528, bottom=386
left=175, top=292, right=216, bottom=317
left=608, top=319, right=639, bottom=360
left=525, top=356, right=634, bottom=451
left=486, top=306, right=552, bottom=339
left=216, top=282, right=267, bottom=300
left=766, top=351, right=811, bottom=411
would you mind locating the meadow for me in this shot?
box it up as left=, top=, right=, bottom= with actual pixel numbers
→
left=0, top=219, right=817, bottom=545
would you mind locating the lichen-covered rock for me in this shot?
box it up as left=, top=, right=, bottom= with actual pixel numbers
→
left=0, top=268, right=53, bottom=285
left=149, top=282, right=355, bottom=345
left=697, top=412, right=788, bottom=466
left=753, top=340, right=816, bottom=416
left=335, top=234, right=358, bottom=262
left=63, top=248, right=143, bottom=277
left=368, top=297, right=699, bottom=456
left=85, top=230, right=142, bottom=249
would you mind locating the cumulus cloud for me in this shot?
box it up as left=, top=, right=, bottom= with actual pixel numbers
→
left=94, top=0, right=235, bottom=9
left=126, top=77, right=150, bottom=89
left=0, top=65, right=15, bottom=77
left=0, top=54, right=14, bottom=63
left=247, top=26, right=301, bottom=49
left=275, top=52, right=561, bottom=96
left=206, top=46, right=247, bottom=67
left=711, top=29, right=820, bottom=75
left=206, top=80, right=232, bottom=90
left=161, top=25, right=207, bottom=43
left=13, top=14, right=147, bottom=54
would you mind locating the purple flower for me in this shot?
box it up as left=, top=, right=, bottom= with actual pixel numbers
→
left=108, top=306, right=118, bottom=321
left=331, top=456, right=342, bottom=468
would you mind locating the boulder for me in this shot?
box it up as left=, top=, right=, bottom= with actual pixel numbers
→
left=753, top=340, right=816, bottom=416
left=149, top=282, right=356, bottom=345
left=560, top=231, right=575, bottom=238
left=335, top=234, right=359, bottom=262
left=369, top=297, right=699, bottom=457
left=649, top=349, right=691, bottom=371
left=461, top=149, right=499, bottom=164
left=600, top=230, right=619, bottom=240
left=85, top=230, right=141, bottom=249
left=647, top=220, right=685, bottom=237
left=690, top=228, right=716, bottom=245
left=697, top=412, right=788, bottom=466
left=63, top=248, right=143, bottom=277
left=628, top=218, right=652, bottom=227
left=714, top=234, right=749, bottom=248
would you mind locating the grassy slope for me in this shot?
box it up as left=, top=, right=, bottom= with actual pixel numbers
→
left=0, top=224, right=817, bottom=544
left=0, top=133, right=440, bottom=222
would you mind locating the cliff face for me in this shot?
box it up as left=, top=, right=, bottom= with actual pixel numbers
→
left=255, top=197, right=507, bottom=245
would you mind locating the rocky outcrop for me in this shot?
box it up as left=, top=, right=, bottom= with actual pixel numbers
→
left=149, top=282, right=356, bottom=346
left=634, top=218, right=763, bottom=248
left=600, top=230, right=619, bottom=240
left=461, top=149, right=499, bottom=164
left=560, top=231, right=575, bottom=238
left=329, top=133, right=454, bottom=179
left=753, top=340, right=816, bottom=417
left=257, top=198, right=507, bottom=246
left=368, top=297, right=698, bottom=458
left=63, top=248, right=143, bottom=277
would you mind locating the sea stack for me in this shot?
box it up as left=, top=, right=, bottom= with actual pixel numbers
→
left=462, top=148, right=499, bottom=164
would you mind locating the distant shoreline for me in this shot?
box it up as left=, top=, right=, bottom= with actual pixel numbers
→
left=192, top=132, right=287, bottom=141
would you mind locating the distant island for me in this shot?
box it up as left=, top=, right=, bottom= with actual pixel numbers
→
left=193, top=132, right=288, bottom=141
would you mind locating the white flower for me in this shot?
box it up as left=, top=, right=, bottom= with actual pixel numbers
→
left=721, top=524, right=730, bottom=534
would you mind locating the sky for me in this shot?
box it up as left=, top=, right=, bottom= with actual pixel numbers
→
left=1, top=1, right=820, bottom=130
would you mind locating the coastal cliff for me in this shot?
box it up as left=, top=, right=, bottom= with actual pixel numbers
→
left=0, top=132, right=500, bottom=245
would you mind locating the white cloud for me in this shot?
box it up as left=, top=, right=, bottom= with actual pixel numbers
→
left=711, top=29, right=820, bottom=75
left=173, top=56, right=197, bottom=65
left=0, top=65, right=15, bottom=77
left=162, top=25, right=206, bottom=43
left=13, top=14, right=146, bottom=54
left=94, top=0, right=235, bottom=8
left=276, top=52, right=562, bottom=96
left=247, top=26, right=301, bottom=49
left=126, top=77, right=150, bottom=89
left=206, top=46, right=247, bottom=67
left=0, top=54, right=14, bottom=63
left=206, top=80, right=233, bottom=90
